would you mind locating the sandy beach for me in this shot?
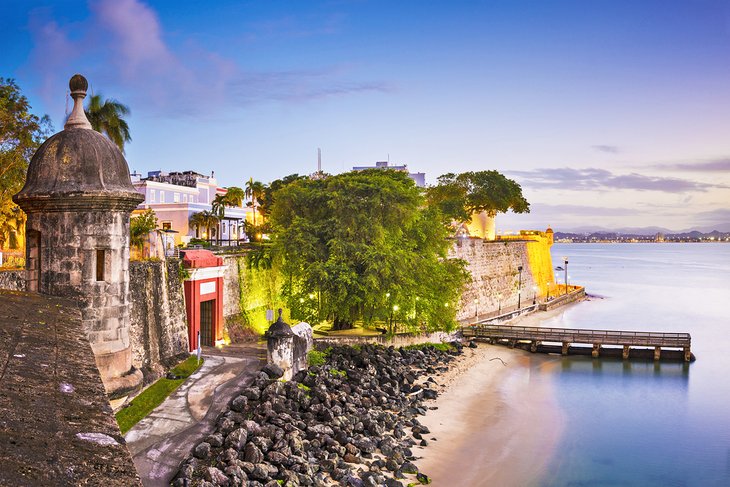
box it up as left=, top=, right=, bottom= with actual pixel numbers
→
left=416, top=308, right=571, bottom=486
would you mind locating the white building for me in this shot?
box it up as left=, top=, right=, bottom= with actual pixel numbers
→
left=131, top=170, right=251, bottom=247
left=352, top=161, right=426, bottom=187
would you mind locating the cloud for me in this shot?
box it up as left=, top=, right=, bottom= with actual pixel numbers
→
left=653, top=158, right=730, bottom=172
left=592, top=145, right=620, bottom=154
left=693, top=208, right=730, bottom=225
left=24, top=1, right=387, bottom=116
left=508, top=167, right=728, bottom=193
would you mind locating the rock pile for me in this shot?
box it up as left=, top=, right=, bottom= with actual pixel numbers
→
left=173, top=342, right=463, bottom=486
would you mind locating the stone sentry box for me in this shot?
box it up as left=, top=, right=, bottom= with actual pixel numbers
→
left=266, top=310, right=313, bottom=380
left=13, top=74, right=144, bottom=396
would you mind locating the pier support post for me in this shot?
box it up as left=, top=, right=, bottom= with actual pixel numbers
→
left=622, top=345, right=630, bottom=360
left=530, top=341, right=541, bottom=353
left=508, top=339, right=516, bottom=349
left=654, top=346, right=661, bottom=361
left=561, top=342, right=569, bottom=356
left=592, top=343, right=601, bottom=358
left=683, top=347, right=691, bottom=362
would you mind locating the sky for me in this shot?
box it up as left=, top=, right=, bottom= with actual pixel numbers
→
left=2, top=0, right=729, bottom=232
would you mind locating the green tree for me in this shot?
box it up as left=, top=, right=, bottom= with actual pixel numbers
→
left=84, top=93, right=131, bottom=153
left=0, top=78, right=52, bottom=249
left=270, top=169, right=469, bottom=331
left=258, top=174, right=306, bottom=219
left=130, top=209, right=158, bottom=254
left=244, top=177, right=266, bottom=226
left=189, top=210, right=219, bottom=244
left=426, top=170, right=530, bottom=226
left=224, top=186, right=245, bottom=208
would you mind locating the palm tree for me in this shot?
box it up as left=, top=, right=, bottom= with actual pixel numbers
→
left=211, top=187, right=246, bottom=245
left=189, top=210, right=219, bottom=244
left=244, top=178, right=266, bottom=226
left=225, top=186, right=245, bottom=208
left=84, top=93, right=131, bottom=153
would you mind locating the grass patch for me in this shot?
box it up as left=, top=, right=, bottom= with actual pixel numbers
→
left=403, top=342, right=453, bottom=352
left=297, top=383, right=311, bottom=391
left=329, top=368, right=347, bottom=378
left=115, top=355, right=203, bottom=434
left=307, top=347, right=332, bottom=367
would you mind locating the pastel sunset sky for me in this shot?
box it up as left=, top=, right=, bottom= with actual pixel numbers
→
left=2, top=0, right=729, bottom=232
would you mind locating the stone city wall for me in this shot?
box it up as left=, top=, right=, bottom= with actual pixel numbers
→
left=449, top=237, right=555, bottom=321
left=314, top=330, right=461, bottom=349
left=0, top=269, right=25, bottom=291
left=128, top=260, right=189, bottom=380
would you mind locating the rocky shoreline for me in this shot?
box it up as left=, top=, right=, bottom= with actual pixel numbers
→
left=172, top=342, right=466, bottom=486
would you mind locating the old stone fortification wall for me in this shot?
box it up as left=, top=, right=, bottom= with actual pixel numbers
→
left=0, top=269, right=24, bottom=291
left=128, top=260, right=189, bottom=379
left=449, top=237, right=554, bottom=321
left=221, top=253, right=290, bottom=338
left=314, top=330, right=461, bottom=349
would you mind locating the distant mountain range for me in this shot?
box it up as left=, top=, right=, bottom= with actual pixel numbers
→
left=558, top=225, right=730, bottom=235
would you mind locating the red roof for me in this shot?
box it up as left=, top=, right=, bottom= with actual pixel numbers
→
left=182, top=250, right=223, bottom=268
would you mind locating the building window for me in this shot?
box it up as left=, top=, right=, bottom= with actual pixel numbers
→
left=182, top=194, right=188, bottom=203
left=160, top=191, right=165, bottom=203
left=162, top=221, right=172, bottom=231
left=150, top=189, right=156, bottom=203
left=96, top=249, right=106, bottom=281
left=174, top=192, right=180, bottom=203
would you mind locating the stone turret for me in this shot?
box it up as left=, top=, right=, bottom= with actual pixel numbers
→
left=13, top=74, right=145, bottom=396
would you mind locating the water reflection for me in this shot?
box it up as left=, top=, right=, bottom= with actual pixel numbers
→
left=559, top=356, right=690, bottom=383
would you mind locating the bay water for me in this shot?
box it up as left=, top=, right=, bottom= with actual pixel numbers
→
left=531, top=243, right=730, bottom=487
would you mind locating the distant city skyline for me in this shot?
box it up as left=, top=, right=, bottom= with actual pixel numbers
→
left=2, top=0, right=729, bottom=232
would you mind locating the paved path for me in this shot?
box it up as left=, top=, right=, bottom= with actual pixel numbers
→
left=125, top=343, right=266, bottom=487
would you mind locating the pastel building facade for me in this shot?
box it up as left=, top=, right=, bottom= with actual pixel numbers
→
left=131, top=170, right=251, bottom=247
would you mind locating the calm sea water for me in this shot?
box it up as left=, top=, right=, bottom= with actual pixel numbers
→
left=535, top=243, right=730, bottom=487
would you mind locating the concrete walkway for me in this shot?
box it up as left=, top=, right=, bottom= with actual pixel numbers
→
left=124, top=343, right=266, bottom=487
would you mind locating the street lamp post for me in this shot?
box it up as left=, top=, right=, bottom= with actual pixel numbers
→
left=517, top=265, right=523, bottom=310
left=563, top=256, right=569, bottom=295
left=474, top=297, right=479, bottom=319
left=533, top=285, right=538, bottom=305
left=497, top=293, right=502, bottom=315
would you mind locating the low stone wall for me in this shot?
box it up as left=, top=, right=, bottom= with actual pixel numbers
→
left=0, top=269, right=24, bottom=291
left=128, top=260, right=189, bottom=380
left=539, top=286, right=586, bottom=311
left=314, top=330, right=461, bottom=349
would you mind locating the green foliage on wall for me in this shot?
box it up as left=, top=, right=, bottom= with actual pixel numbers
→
left=235, top=256, right=289, bottom=334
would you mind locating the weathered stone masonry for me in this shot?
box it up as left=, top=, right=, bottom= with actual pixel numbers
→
left=128, top=260, right=189, bottom=378
left=449, top=236, right=555, bottom=321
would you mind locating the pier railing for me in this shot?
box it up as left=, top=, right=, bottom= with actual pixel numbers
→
left=463, top=324, right=690, bottom=348
left=462, top=324, right=693, bottom=361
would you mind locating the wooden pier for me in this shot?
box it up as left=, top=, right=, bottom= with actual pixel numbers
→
left=462, top=324, right=693, bottom=362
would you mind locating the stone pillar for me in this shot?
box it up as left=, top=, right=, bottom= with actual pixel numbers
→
left=561, top=342, right=569, bottom=355
left=266, top=309, right=294, bottom=380
left=622, top=345, right=630, bottom=360
left=683, top=347, right=692, bottom=362
left=592, top=343, right=601, bottom=358
left=654, top=346, right=662, bottom=361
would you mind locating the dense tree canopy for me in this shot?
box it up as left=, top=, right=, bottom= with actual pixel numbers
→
left=270, top=169, right=468, bottom=331
left=0, top=78, right=52, bottom=249
left=426, top=170, right=530, bottom=225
